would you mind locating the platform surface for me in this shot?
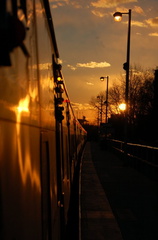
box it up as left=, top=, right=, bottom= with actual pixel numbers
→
left=80, top=142, right=123, bottom=240
left=80, top=141, right=158, bottom=240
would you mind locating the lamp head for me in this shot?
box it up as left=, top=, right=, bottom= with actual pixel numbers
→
left=100, top=76, right=105, bottom=81
left=119, top=103, right=126, bottom=111
left=113, top=12, right=122, bottom=21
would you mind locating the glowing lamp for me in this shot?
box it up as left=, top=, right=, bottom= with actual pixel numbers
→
left=113, top=12, right=122, bottom=22
left=100, top=76, right=105, bottom=81
left=119, top=103, right=126, bottom=111
left=57, top=76, right=62, bottom=81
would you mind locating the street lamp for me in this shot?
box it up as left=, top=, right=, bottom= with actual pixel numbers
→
left=113, top=12, right=122, bottom=22
left=100, top=76, right=109, bottom=123
left=113, top=9, right=131, bottom=152
left=119, top=103, right=126, bottom=112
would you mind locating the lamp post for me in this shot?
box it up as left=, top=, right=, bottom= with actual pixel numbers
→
left=100, top=76, right=109, bottom=123
left=97, top=95, right=103, bottom=124
left=113, top=9, right=131, bottom=155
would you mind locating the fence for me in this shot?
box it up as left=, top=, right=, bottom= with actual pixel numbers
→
left=108, top=139, right=158, bottom=180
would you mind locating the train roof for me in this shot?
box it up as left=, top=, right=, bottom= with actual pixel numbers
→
left=43, top=0, right=59, bottom=58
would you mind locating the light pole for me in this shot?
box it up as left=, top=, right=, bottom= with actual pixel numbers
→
left=113, top=9, right=131, bottom=154
left=100, top=76, right=109, bottom=123
left=97, top=95, right=103, bottom=124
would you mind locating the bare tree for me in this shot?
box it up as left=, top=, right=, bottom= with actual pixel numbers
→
left=129, top=67, right=154, bottom=124
left=89, top=93, right=106, bottom=125
left=108, top=82, right=124, bottom=115
left=89, top=65, right=155, bottom=141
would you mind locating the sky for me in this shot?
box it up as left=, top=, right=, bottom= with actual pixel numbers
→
left=50, top=0, right=158, bottom=123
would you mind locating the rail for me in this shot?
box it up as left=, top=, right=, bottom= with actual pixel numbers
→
left=108, top=139, right=158, bottom=169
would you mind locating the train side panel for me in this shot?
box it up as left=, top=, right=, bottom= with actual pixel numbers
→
left=0, top=1, right=56, bottom=239
left=35, top=1, right=60, bottom=238
left=0, top=1, right=86, bottom=239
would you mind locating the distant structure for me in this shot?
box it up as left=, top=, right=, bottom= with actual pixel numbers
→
left=78, top=116, right=88, bottom=126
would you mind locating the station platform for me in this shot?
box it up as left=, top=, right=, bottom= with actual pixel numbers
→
left=80, top=142, right=123, bottom=240
left=80, top=141, right=158, bottom=240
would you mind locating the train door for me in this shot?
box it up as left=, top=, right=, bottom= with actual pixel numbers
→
left=40, top=132, right=52, bottom=240
left=55, top=119, right=65, bottom=239
left=73, top=119, right=78, bottom=168
left=66, top=102, right=71, bottom=183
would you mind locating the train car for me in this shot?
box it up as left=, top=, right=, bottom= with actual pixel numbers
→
left=0, top=1, right=86, bottom=239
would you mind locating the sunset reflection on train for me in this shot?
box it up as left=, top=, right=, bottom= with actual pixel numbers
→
left=0, top=1, right=86, bottom=239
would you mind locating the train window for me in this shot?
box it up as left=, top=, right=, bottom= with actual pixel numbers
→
left=0, top=0, right=29, bottom=66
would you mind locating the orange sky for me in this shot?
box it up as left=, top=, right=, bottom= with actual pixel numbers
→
left=51, top=0, right=158, bottom=123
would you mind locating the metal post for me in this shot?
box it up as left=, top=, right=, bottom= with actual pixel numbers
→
left=100, top=97, right=103, bottom=124
left=100, top=76, right=109, bottom=123
left=124, top=9, right=131, bottom=156
left=105, top=76, right=109, bottom=123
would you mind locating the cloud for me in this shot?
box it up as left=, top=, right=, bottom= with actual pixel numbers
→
left=71, top=102, right=94, bottom=110
left=133, top=5, right=145, bottom=15
left=86, top=82, right=94, bottom=86
left=71, top=1, right=82, bottom=8
left=149, top=32, right=158, bottom=37
left=67, top=61, right=111, bottom=70
left=146, top=17, right=158, bottom=27
left=131, top=20, right=148, bottom=28
left=76, top=61, right=111, bottom=68
left=91, top=0, right=137, bottom=8
left=67, top=64, right=77, bottom=70
left=91, top=10, right=107, bottom=17
left=70, top=102, right=96, bottom=123
left=50, top=0, right=82, bottom=8
left=136, top=32, right=142, bottom=36
left=50, top=0, right=69, bottom=8
left=52, top=4, right=58, bottom=9
left=50, top=0, right=69, bottom=4
left=122, top=20, right=147, bottom=28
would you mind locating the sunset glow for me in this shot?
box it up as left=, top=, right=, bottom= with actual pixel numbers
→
left=52, top=1, right=158, bottom=122
left=10, top=96, right=41, bottom=192
left=17, top=96, right=30, bottom=113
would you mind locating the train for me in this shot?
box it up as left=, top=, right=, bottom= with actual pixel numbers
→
left=0, top=1, right=87, bottom=239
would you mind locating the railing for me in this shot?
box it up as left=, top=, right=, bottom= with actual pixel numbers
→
left=108, top=139, right=124, bottom=153
left=108, top=139, right=158, bottom=180
left=127, top=142, right=158, bottom=168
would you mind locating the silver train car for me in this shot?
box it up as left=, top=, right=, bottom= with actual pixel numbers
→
left=0, top=1, right=86, bottom=239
